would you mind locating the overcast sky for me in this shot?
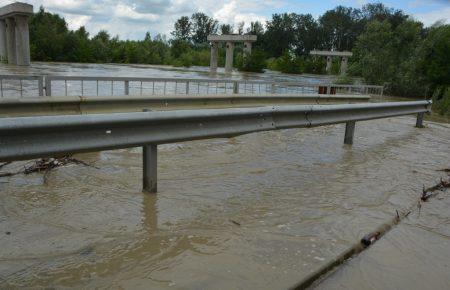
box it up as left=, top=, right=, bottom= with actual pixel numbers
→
left=1, top=0, right=449, bottom=40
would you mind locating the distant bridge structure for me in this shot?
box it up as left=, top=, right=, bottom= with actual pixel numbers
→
left=0, top=2, right=32, bottom=65
left=207, top=34, right=257, bottom=74
left=310, top=50, right=353, bottom=75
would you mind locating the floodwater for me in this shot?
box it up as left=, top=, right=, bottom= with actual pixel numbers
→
left=0, top=62, right=336, bottom=98
left=1, top=63, right=449, bottom=289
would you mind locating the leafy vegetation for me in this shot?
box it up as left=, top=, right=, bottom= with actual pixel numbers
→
left=27, top=4, right=450, bottom=115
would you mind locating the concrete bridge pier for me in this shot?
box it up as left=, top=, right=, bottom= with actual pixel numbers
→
left=326, top=56, right=332, bottom=74
left=0, top=20, right=6, bottom=62
left=243, top=41, right=252, bottom=55
left=225, top=41, right=235, bottom=73
left=340, top=57, right=348, bottom=75
left=13, top=15, right=30, bottom=65
left=5, top=17, right=16, bottom=64
left=210, top=42, right=218, bottom=72
left=0, top=2, right=33, bottom=66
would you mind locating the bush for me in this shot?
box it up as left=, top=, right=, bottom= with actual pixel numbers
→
left=432, top=86, right=450, bottom=116
left=236, top=49, right=267, bottom=73
left=334, top=74, right=354, bottom=84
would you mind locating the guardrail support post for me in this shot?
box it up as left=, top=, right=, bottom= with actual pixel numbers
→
left=416, top=112, right=424, bottom=128
left=44, top=77, right=51, bottom=96
left=233, top=81, right=239, bottom=94
left=143, top=144, right=157, bottom=193
left=38, top=76, right=44, bottom=96
left=186, top=81, right=189, bottom=94
left=344, top=121, right=356, bottom=145
left=124, top=80, right=129, bottom=95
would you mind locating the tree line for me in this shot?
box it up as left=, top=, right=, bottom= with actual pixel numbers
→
left=28, top=4, right=449, bottom=115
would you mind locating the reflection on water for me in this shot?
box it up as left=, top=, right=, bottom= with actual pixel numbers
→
left=1, top=114, right=449, bottom=289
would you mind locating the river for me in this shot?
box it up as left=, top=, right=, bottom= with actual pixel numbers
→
left=0, top=63, right=449, bottom=289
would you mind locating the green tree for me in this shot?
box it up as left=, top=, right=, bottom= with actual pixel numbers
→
left=191, top=12, right=218, bottom=45
left=172, top=16, right=191, bottom=41
left=292, top=14, right=320, bottom=55
left=220, top=24, right=233, bottom=35
left=264, top=13, right=296, bottom=57
left=29, top=6, right=69, bottom=61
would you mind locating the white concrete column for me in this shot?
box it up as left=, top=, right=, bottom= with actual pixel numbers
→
left=210, top=41, right=218, bottom=72
left=14, top=15, right=30, bottom=66
left=5, top=17, right=16, bottom=65
left=326, top=56, right=332, bottom=74
left=225, top=41, right=234, bottom=73
left=0, top=20, right=6, bottom=62
left=243, top=41, right=252, bottom=55
left=340, top=56, right=348, bottom=75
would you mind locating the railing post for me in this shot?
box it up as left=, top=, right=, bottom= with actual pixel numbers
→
left=416, top=112, right=424, bottom=128
left=143, top=144, right=157, bottom=193
left=344, top=121, right=356, bottom=145
left=271, top=83, right=275, bottom=94
left=44, top=76, right=51, bottom=96
left=327, top=85, right=331, bottom=95
left=37, top=76, right=44, bottom=97
left=186, top=81, right=189, bottom=95
left=124, top=80, right=129, bottom=95
left=233, top=81, right=239, bottom=94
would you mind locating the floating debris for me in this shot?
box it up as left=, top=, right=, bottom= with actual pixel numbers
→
left=421, top=177, right=450, bottom=202
left=361, top=231, right=381, bottom=247
left=0, top=162, right=11, bottom=170
left=0, top=156, right=98, bottom=178
left=229, top=219, right=241, bottom=226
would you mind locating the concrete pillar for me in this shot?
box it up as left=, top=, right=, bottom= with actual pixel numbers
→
left=344, top=121, right=356, bottom=145
left=340, top=57, right=348, bottom=75
left=143, top=144, right=157, bottom=193
left=0, top=20, right=6, bottom=62
left=243, top=41, right=252, bottom=55
left=225, top=41, right=234, bottom=74
left=416, top=112, right=424, bottom=128
left=5, top=17, right=16, bottom=65
left=326, top=56, right=332, bottom=74
left=14, top=15, right=30, bottom=66
left=210, top=42, right=218, bottom=72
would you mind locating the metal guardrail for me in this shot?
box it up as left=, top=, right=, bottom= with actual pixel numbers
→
left=0, top=100, right=430, bottom=192
left=0, top=75, right=44, bottom=97
left=0, top=94, right=371, bottom=117
left=0, top=74, right=384, bottom=98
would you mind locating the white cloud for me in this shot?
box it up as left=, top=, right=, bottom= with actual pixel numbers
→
left=0, top=0, right=284, bottom=39
left=213, top=0, right=267, bottom=31
left=114, top=4, right=159, bottom=22
left=65, top=14, right=91, bottom=31
left=412, top=7, right=450, bottom=26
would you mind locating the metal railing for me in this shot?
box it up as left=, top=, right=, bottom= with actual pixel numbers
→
left=0, top=75, right=44, bottom=97
left=0, top=100, right=430, bottom=192
left=44, top=75, right=384, bottom=97
left=0, top=74, right=384, bottom=98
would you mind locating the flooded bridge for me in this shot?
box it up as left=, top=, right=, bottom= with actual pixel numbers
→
left=0, top=64, right=449, bottom=290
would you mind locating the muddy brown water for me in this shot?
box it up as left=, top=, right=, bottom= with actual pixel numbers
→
left=1, top=63, right=449, bottom=289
